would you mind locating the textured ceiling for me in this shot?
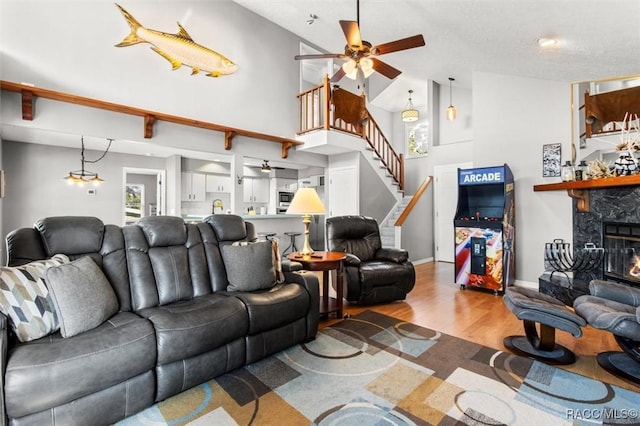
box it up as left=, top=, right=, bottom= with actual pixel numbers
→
left=233, top=0, right=640, bottom=110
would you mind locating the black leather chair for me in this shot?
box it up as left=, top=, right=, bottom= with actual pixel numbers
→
left=574, top=280, right=640, bottom=384
left=326, top=215, right=415, bottom=305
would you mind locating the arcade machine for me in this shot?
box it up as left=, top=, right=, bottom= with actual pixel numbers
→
left=454, top=164, right=515, bottom=294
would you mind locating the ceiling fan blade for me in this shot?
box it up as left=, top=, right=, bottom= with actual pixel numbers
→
left=373, top=34, right=425, bottom=55
left=339, top=20, right=362, bottom=49
left=330, top=67, right=346, bottom=83
left=295, top=53, right=344, bottom=60
left=371, top=58, right=402, bottom=80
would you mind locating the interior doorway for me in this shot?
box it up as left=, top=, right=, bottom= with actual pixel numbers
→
left=122, top=167, right=166, bottom=226
left=328, top=166, right=358, bottom=217
left=434, top=162, right=472, bottom=262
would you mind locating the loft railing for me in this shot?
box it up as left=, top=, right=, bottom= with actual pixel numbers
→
left=297, top=75, right=404, bottom=191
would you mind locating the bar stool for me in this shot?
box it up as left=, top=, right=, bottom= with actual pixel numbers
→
left=283, top=231, right=301, bottom=255
left=257, top=232, right=276, bottom=241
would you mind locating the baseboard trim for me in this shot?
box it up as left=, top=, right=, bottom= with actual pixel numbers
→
left=412, top=257, right=434, bottom=265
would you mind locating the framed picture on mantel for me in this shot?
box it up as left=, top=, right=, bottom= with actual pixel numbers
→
left=542, top=143, right=561, bottom=177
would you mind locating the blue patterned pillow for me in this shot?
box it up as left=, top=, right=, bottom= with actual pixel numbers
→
left=0, top=254, right=70, bottom=342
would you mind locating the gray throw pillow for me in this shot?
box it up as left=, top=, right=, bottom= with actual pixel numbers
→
left=221, top=240, right=277, bottom=292
left=45, top=256, right=119, bottom=338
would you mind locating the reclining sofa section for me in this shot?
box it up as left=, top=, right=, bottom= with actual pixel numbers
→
left=1, top=215, right=319, bottom=425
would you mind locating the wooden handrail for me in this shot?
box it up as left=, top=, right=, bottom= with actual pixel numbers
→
left=394, top=176, right=433, bottom=226
left=296, top=76, right=404, bottom=190
left=1, top=80, right=304, bottom=158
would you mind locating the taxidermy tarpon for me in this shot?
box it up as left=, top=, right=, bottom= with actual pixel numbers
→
left=114, top=3, right=238, bottom=77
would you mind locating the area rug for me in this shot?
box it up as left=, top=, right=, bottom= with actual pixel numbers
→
left=118, top=310, right=640, bottom=425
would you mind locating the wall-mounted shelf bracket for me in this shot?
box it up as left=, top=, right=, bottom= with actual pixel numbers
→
left=567, top=189, right=589, bottom=213
left=224, top=131, right=235, bottom=150
left=144, top=114, right=156, bottom=139
left=21, top=89, right=34, bottom=120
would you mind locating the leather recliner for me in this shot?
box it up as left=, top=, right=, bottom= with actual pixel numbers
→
left=574, top=280, right=640, bottom=384
left=326, top=215, right=415, bottom=305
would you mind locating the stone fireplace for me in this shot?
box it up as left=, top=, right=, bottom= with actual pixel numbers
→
left=573, top=185, right=640, bottom=287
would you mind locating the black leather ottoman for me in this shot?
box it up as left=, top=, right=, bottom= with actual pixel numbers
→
left=503, top=287, right=586, bottom=365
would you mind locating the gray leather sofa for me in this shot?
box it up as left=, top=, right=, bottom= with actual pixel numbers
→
left=1, top=215, right=319, bottom=425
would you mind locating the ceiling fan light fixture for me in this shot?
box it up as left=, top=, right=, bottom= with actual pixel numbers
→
left=359, top=57, right=374, bottom=78
left=342, top=59, right=358, bottom=80
left=446, top=77, right=457, bottom=121
left=401, top=89, right=419, bottom=122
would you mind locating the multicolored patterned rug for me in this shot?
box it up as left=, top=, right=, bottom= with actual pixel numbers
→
left=118, top=310, right=640, bottom=425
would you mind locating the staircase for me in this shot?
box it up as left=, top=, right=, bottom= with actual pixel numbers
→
left=380, top=196, right=412, bottom=247
left=295, top=78, right=432, bottom=250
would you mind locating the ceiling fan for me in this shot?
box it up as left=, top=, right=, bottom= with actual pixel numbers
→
left=295, top=0, right=425, bottom=83
left=260, top=160, right=284, bottom=173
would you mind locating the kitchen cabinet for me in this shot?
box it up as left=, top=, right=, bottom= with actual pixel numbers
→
left=243, top=177, right=269, bottom=203
left=206, top=174, right=231, bottom=193
left=181, top=172, right=206, bottom=201
left=277, top=178, right=298, bottom=192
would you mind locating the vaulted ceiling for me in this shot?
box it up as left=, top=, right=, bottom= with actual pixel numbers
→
left=234, top=0, right=640, bottom=110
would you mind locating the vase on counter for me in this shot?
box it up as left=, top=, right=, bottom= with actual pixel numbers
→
left=613, top=152, right=638, bottom=176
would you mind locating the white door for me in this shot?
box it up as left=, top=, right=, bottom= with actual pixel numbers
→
left=328, top=167, right=358, bottom=217
left=434, top=162, right=472, bottom=262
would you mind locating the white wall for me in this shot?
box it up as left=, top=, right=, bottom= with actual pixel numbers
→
left=471, top=72, right=572, bottom=284
left=2, top=141, right=169, bottom=235
left=0, top=0, right=299, bottom=137
left=389, top=72, right=573, bottom=283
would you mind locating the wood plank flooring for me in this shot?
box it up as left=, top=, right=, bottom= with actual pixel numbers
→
left=318, top=261, right=638, bottom=392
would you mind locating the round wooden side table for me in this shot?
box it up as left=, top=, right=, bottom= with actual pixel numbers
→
left=288, top=251, right=346, bottom=319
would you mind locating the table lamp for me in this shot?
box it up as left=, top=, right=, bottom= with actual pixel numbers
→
left=285, top=187, right=325, bottom=255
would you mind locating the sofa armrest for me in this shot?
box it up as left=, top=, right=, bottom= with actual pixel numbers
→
left=284, top=270, right=320, bottom=339
left=0, top=314, right=8, bottom=426
left=375, top=248, right=409, bottom=264
left=343, top=253, right=361, bottom=267
left=589, top=280, right=640, bottom=307
left=281, top=259, right=303, bottom=272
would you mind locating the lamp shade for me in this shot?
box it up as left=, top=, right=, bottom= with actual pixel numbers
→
left=286, top=187, right=325, bottom=215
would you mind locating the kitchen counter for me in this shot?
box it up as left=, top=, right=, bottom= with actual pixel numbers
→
left=241, top=214, right=302, bottom=220
left=180, top=214, right=324, bottom=250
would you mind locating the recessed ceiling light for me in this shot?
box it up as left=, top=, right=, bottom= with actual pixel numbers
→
left=537, top=38, right=557, bottom=47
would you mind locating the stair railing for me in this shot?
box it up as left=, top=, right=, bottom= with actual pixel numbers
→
left=297, top=75, right=404, bottom=191
left=391, top=175, right=433, bottom=248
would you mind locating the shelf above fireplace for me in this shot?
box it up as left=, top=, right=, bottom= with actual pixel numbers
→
left=533, top=175, right=640, bottom=213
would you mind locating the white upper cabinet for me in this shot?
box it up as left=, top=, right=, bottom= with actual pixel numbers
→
left=206, top=174, right=231, bottom=193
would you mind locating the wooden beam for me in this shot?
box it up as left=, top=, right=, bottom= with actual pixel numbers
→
left=1, top=80, right=303, bottom=158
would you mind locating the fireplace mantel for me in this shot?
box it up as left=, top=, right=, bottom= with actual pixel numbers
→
left=533, top=175, right=640, bottom=212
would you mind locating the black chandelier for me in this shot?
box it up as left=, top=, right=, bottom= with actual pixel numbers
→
left=64, top=136, right=112, bottom=186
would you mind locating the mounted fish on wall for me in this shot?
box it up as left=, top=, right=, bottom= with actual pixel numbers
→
left=114, top=4, right=238, bottom=77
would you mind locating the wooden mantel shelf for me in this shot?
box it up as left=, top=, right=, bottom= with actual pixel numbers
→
left=0, top=80, right=303, bottom=158
left=533, top=174, right=640, bottom=212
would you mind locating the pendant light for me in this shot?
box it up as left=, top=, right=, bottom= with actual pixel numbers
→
left=63, top=136, right=112, bottom=186
left=401, top=90, right=419, bottom=122
left=446, top=77, right=457, bottom=121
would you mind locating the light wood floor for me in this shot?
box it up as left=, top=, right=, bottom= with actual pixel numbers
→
left=319, top=261, right=639, bottom=392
